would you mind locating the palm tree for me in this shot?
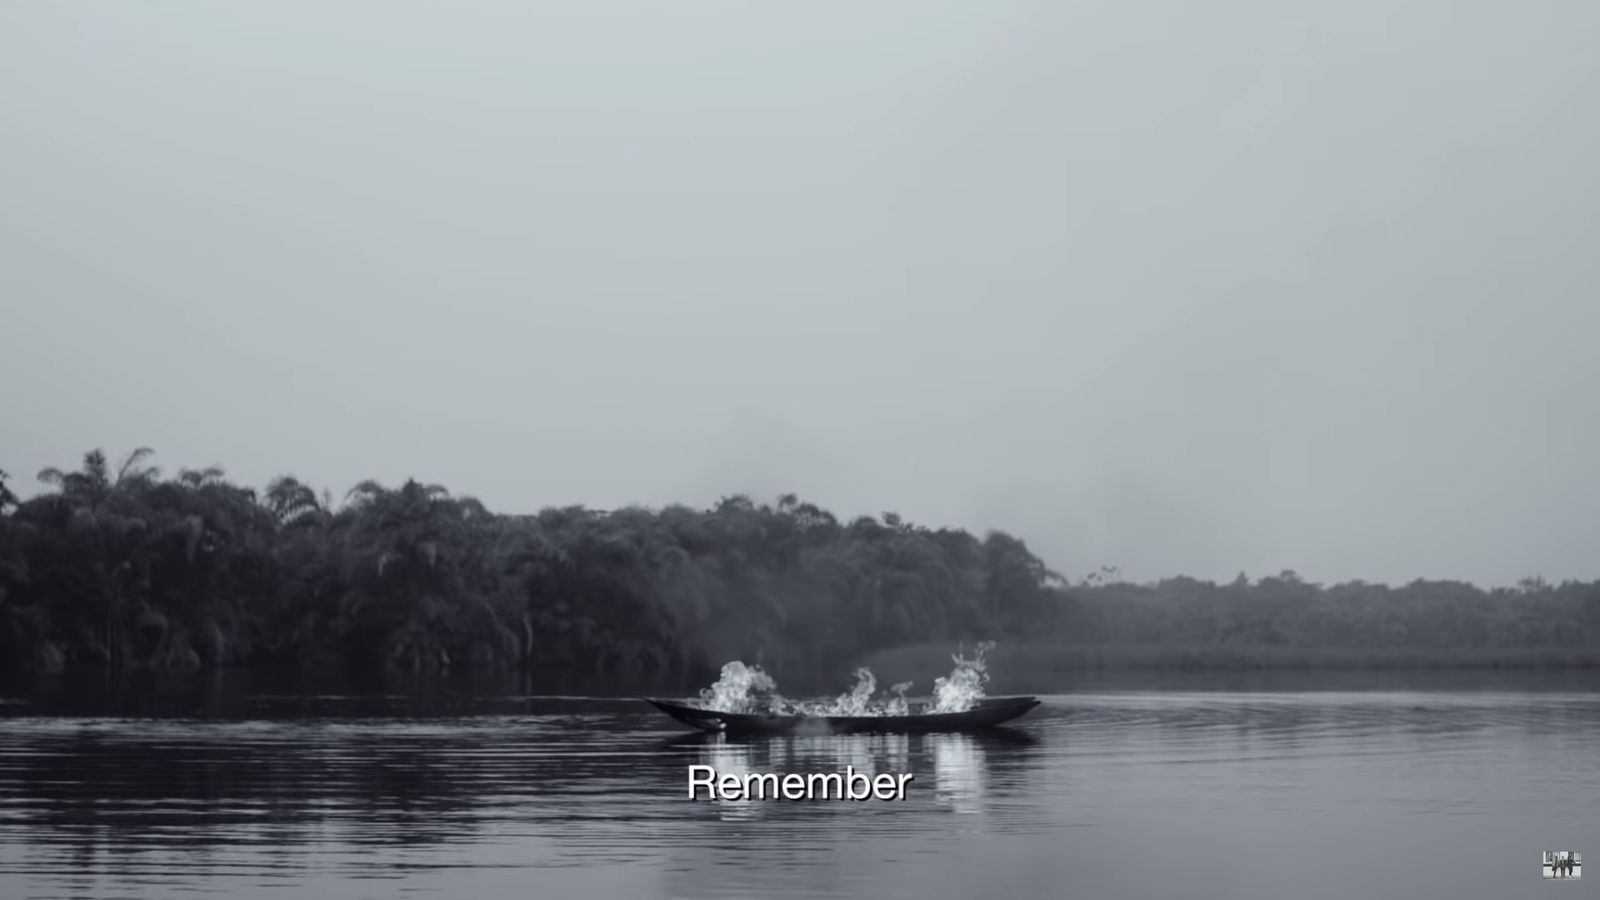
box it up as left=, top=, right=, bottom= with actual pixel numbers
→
left=176, top=465, right=227, bottom=488
left=0, top=469, right=17, bottom=514
left=31, top=448, right=171, bottom=665
left=264, top=476, right=324, bottom=524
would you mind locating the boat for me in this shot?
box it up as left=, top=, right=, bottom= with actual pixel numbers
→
left=645, top=695, right=1041, bottom=735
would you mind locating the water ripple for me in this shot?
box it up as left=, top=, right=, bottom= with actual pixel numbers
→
left=0, top=688, right=1597, bottom=898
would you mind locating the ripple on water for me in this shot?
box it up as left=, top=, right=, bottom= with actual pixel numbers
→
left=0, top=689, right=1597, bottom=899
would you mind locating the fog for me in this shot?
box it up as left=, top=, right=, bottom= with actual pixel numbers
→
left=3, top=1, right=1597, bottom=587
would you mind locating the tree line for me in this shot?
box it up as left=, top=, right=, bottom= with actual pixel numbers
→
left=0, top=448, right=1057, bottom=681
left=1, top=448, right=1595, bottom=680
left=1038, top=570, right=1600, bottom=669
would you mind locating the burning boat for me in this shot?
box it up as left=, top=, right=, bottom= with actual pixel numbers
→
left=646, top=695, right=1041, bottom=735
left=646, top=643, right=1042, bottom=734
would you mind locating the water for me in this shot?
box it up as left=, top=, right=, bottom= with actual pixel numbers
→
left=1, top=676, right=1596, bottom=899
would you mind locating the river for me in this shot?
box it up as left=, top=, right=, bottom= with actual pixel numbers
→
left=1, top=674, right=1594, bottom=898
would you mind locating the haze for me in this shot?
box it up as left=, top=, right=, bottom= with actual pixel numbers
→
left=3, top=1, right=1597, bottom=587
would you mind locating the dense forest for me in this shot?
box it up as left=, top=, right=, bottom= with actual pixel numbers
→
left=1, top=449, right=1597, bottom=682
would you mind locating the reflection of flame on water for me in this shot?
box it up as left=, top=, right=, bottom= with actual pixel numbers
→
left=701, top=736, right=760, bottom=821
left=696, top=643, right=994, bottom=716
left=879, top=733, right=911, bottom=774
left=692, top=732, right=914, bottom=817
left=930, top=733, right=986, bottom=815
left=779, top=733, right=911, bottom=779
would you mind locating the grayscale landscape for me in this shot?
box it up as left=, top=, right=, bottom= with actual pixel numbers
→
left=2, top=2, right=1596, bottom=898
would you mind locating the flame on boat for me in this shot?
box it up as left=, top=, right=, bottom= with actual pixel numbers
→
left=695, top=642, right=996, bottom=717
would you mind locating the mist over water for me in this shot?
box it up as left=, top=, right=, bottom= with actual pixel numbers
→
left=697, top=643, right=995, bottom=716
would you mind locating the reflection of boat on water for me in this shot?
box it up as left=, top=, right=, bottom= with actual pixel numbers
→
left=933, top=733, right=985, bottom=814
left=646, top=696, right=1041, bottom=735
left=653, top=725, right=1037, bottom=753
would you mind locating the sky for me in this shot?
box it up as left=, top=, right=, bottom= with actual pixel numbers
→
left=3, top=1, right=1597, bottom=587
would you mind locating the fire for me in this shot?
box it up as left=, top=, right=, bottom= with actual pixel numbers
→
left=930, top=641, right=995, bottom=713
left=697, top=661, right=779, bottom=714
left=695, top=643, right=995, bottom=716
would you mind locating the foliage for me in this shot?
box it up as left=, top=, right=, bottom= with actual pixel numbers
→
left=1054, top=572, right=1600, bottom=659
left=0, top=449, right=1060, bottom=679
left=3, top=449, right=1596, bottom=679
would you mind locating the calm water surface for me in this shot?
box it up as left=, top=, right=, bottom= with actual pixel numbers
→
left=1, top=676, right=1595, bottom=899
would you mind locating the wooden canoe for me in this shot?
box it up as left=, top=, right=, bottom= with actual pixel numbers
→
left=646, top=696, right=1041, bottom=735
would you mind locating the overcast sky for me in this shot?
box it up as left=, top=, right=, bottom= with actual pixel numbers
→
left=3, top=1, right=1597, bottom=587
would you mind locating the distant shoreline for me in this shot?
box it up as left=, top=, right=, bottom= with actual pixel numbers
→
left=861, top=642, right=1600, bottom=680
left=9, top=645, right=1600, bottom=682
left=4, top=452, right=1597, bottom=681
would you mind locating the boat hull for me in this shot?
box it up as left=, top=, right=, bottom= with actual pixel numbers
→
left=646, top=696, right=1041, bottom=735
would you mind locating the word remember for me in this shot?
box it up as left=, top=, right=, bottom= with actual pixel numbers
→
left=687, top=765, right=912, bottom=801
